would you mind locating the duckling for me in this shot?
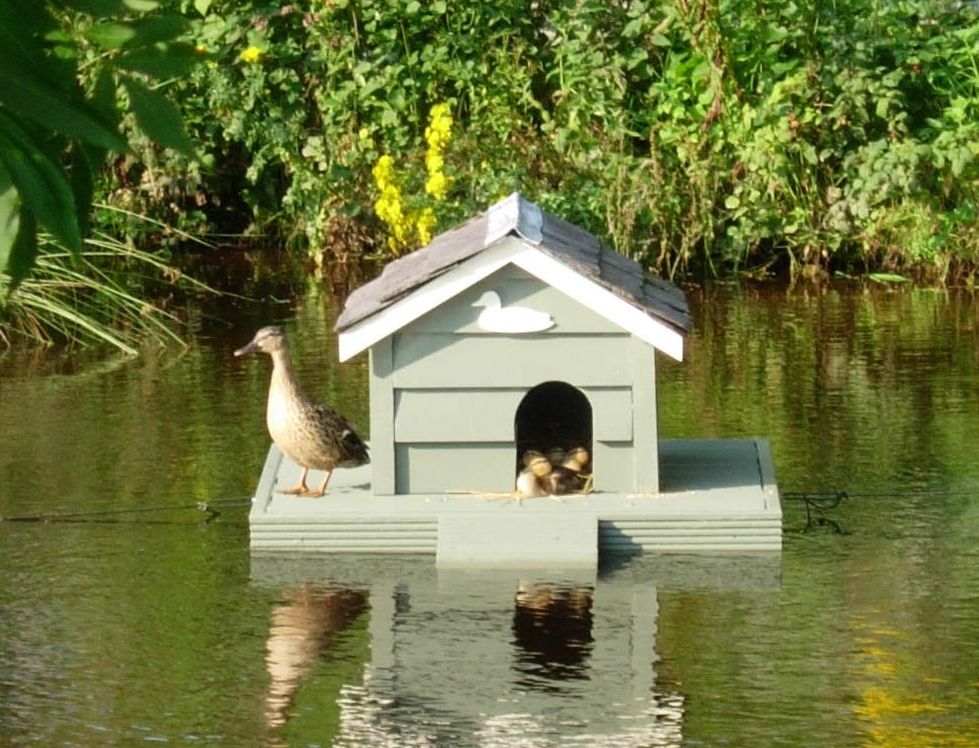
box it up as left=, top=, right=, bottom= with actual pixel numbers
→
left=564, top=446, right=590, bottom=472
left=235, top=325, right=369, bottom=497
left=545, top=446, right=591, bottom=495
left=545, top=446, right=567, bottom=467
left=516, top=451, right=553, bottom=498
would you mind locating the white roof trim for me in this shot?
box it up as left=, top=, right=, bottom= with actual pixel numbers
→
left=510, top=246, right=684, bottom=361
left=338, top=237, right=684, bottom=362
left=338, top=238, right=521, bottom=361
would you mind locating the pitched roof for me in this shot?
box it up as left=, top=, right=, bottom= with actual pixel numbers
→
left=336, top=193, right=691, bottom=359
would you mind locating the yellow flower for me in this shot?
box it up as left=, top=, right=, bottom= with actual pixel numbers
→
left=239, top=45, right=264, bottom=63
left=372, top=154, right=396, bottom=185
left=424, top=103, right=453, bottom=148
left=425, top=171, right=449, bottom=201
left=373, top=155, right=412, bottom=254
left=416, top=207, right=437, bottom=246
left=195, top=43, right=208, bottom=54
left=423, top=102, right=453, bottom=199
left=358, top=127, right=371, bottom=140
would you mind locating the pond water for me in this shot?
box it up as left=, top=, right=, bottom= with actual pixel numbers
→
left=1, top=272, right=978, bottom=747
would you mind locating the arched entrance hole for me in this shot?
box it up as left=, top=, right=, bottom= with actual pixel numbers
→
left=514, top=381, right=593, bottom=477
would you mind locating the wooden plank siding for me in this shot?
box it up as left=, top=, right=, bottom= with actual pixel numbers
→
left=368, top=266, right=663, bottom=496
left=391, top=333, right=633, bottom=389
left=248, top=440, right=782, bottom=556
left=393, top=387, right=634, bottom=443
left=369, top=338, right=396, bottom=495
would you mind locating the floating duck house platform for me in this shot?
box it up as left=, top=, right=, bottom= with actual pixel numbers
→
left=249, top=194, right=782, bottom=565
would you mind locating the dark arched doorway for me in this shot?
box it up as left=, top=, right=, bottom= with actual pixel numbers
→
left=514, top=381, right=593, bottom=475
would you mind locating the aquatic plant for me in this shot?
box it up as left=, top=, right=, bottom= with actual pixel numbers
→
left=0, top=208, right=215, bottom=353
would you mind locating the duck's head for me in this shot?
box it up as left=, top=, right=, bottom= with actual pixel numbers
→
left=546, top=446, right=567, bottom=466
left=528, top=454, right=552, bottom=478
left=235, top=325, right=287, bottom=357
left=471, top=291, right=500, bottom=309
left=565, top=446, right=590, bottom=469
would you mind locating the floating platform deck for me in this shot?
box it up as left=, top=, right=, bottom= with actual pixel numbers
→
left=249, top=438, right=781, bottom=565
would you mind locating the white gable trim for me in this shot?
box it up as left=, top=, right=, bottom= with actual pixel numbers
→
left=510, top=246, right=684, bottom=361
left=338, top=238, right=522, bottom=361
left=338, top=237, right=684, bottom=362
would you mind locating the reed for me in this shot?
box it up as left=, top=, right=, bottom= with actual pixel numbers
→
left=0, top=224, right=214, bottom=353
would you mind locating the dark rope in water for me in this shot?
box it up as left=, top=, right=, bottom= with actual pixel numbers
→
left=782, top=486, right=979, bottom=534
left=0, top=496, right=252, bottom=524
left=2, top=485, right=973, bottom=529
left=782, top=491, right=848, bottom=534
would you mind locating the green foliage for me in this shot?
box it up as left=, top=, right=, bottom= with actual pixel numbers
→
left=0, top=0, right=198, bottom=293
left=96, top=0, right=979, bottom=279
left=0, top=219, right=213, bottom=353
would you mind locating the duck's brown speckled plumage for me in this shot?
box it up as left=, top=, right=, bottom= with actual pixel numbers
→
left=235, top=326, right=369, bottom=497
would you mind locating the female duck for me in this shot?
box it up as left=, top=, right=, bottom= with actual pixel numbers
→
left=235, top=325, right=369, bottom=497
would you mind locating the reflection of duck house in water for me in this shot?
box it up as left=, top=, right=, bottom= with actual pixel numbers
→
left=249, top=193, right=782, bottom=563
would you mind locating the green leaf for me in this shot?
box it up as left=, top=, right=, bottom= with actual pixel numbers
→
left=117, top=43, right=199, bottom=78
left=2, top=209, right=38, bottom=293
left=90, top=69, right=120, bottom=130
left=86, top=22, right=136, bottom=49
left=193, top=0, right=213, bottom=15
left=622, top=17, right=644, bottom=38
left=123, top=0, right=160, bottom=10
left=867, top=272, right=909, bottom=284
left=0, top=164, right=41, bottom=294
left=0, top=207, right=38, bottom=295
left=124, top=15, right=190, bottom=48
left=0, top=63, right=127, bottom=152
left=0, top=168, right=22, bottom=272
left=60, top=0, right=128, bottom=15
left=122, top=78, right=197, bottom=158
left=0, top=112, right=81, bottom=255
left=69, top=145, right=95, bottom=238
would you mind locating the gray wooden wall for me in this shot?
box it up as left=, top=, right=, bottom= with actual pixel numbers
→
left=369, top=267, right=659, bottom=495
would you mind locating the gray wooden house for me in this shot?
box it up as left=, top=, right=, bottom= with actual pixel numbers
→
left=335, top=192, right=689, bottom=497
left=248, top=193, right=782, bottom=561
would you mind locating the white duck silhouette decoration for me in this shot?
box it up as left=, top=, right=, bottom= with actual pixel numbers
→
left=471, top=290, right=555, bottom=333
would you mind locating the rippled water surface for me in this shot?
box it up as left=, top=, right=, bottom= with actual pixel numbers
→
left=2, top=278, right=978, bottom=746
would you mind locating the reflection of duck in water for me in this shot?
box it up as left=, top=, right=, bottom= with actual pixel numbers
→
left=513, top=581, right=594, bottom=682
left=265, top=584, right=367, bottom=730
left=472, top=291, right=554, bottom=333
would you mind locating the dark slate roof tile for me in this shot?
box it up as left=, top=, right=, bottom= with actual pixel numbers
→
left=336, top=193, right=690, bottom=334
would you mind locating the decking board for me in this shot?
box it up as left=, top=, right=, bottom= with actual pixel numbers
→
left=249, top=438, right=782, bottom=560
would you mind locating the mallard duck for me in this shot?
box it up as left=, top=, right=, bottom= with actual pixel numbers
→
left=235, top=325, right=369, bottom=497
left=516, top=450, right=553, bottom=498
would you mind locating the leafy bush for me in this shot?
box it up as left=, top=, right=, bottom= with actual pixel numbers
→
left=0, top=0, right=198, bottom=292
left=103, top=0, right=979, bottom=280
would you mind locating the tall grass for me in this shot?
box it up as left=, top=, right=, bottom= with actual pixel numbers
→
left=1, top=214, right=216, bottom=353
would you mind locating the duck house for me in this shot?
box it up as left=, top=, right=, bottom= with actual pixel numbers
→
left=249, top=193, right=782, bottom=563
